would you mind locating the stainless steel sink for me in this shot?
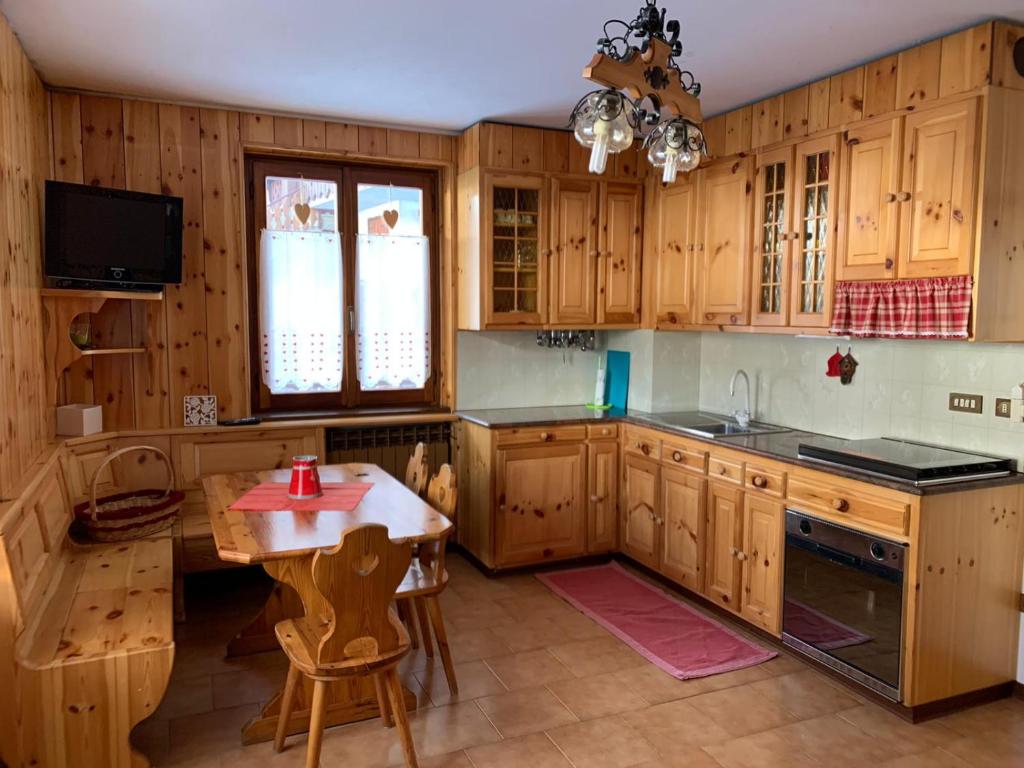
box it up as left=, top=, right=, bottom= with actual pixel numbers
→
left=635, top=411, right=791, bottom=439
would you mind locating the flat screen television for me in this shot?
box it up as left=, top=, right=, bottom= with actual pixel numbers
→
left=45, top=180, right=184, bottom=291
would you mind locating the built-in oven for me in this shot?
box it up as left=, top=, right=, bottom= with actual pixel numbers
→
left=782, top=510, right=908, bottom=701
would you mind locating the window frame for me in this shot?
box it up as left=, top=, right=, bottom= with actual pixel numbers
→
left=245, top=156, right=440, bottom=414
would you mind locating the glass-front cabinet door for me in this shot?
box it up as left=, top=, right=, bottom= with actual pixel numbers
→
left=484, top=173, right=548, bottom=326
left=790, top=135, right=839, bottom=327
left=751, top=147, right=793, bottom=327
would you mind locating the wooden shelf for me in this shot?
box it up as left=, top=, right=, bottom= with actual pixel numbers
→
left=41, top=287, right=164, bottom=301
left=78, top=347, right=147, bottom=357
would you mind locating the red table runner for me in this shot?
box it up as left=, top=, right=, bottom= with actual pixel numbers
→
left=229, top=482, right=373, bottom=512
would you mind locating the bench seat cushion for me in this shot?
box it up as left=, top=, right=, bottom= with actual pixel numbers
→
left=18, top=530, right=174, bottom=668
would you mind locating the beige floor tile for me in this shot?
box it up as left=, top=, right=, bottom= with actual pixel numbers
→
left=446, top=627, right=514, bottom=662
left=942, top=726, right=1024, bottom=768
left=619, top=700, right=733, bottom=751
left=766, top=713, right=906, bottom=767
left=627, top=747, right=724, bottom=768
left=495, top=594, right=577, bottom=622
left=546, top=670, right=650, bottom=720
left=484, top=649, right=575, bottom=690
left=466, top=732, right=573, bottom=768
left=152, top=673, right=214, bottom=721
left=390, top=751, right=476, bottom=768
left=315, top=716, right=402, bottom=768
left=703, top=726, right=821, bottom=768
left=546, top=715, right=660, bottom=768
left=547, top=636, right=647, bottom=677
left=167, top=703, right=261, bottom=765
left=550, top=610, right=611, bottom=640
left=211, top=662, right=288, bottom=710
left=476, top=687, right=578, bottom=738
left=492, top=618, right=575, bottom=652
left=407, top=699, right=503, bottom=757
left=878, top=747, right=972, bottom=767
left=686, top=683, right=801, bottom=738
left=748, top=670, right=862, bottom=719
left=131, top=716, right=170, bottom=766
left=415, top=658, right=508, bottom=706
left=836, top=705, right=956, bottom=756
left=940, top=697, right=1024, bottom=739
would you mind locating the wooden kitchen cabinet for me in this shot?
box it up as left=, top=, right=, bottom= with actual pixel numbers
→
left=660, top=465, right=707, bottom=592
left=651, top=177, right=698, bottom=328
left=750, top=146, right=794, bottom=327
left=696, top=156, right=754, bottom=326
left=494, top=442, right=587, bottom=567
left=550, top=177, right=599, bottom=325
left=598, top=182, right=643, bottom=325
left=704, top=480, right=744, bottom=611
left=738, top=493, right=784, bottom=634
left=587, top=438, right=619, bottom=553
left=622, top=453, right=661, bottom=569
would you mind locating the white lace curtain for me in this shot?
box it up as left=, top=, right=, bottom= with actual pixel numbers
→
left=356, top=233, right=430, bottom=391
left=259, top=230, right=344, bottom=394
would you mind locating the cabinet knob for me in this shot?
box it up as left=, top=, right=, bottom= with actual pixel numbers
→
left=884, top=192, right=897, bottom=203
left=640, top=443, right=651, bottom=456
left=752, top=475, right=768, bottom=488
left=832, top=498, right=850, bottom=512
left=672, top=450, right=683, bottom=463
left=736, top=551, right=748, bottom=561
left=729, top=547, right=739, bottom=557
left=885, top=258, right=894, bottom=270
left=686, top=244, right=695, bottom=252
left=540, top=432, right=552, bottom=441
left=697, top=243, right=705, bottom=252
left=590, top=494, right=604, bottom=503
left=779, top=232, right=789, bottom=241
left=589, top=250, right=600, bottom=259
left=792, top=231, right=801, bottom=241
left=897, top=192, right=911, bottom=202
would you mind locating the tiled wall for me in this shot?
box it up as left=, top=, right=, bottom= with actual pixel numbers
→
left=698, top=333, right=1024, bottom=467
left=605, top=330, right=702, bottom=413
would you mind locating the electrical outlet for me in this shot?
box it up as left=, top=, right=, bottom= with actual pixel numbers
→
left=948, top=392, right=983, bottom=414
left=996, top=398, right=1011, bottom=418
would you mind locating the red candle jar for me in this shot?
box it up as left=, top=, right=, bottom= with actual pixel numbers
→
left=288, top=455, right=322, bottom=500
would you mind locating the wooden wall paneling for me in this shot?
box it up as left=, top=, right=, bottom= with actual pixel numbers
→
left=481, top=123, right=514, bottom=169
left=50, top=92, right=83, bottom=182
left=613, top=143, right=641, bottom=180
left=807, top=78, right=831, bottom=133
left=80, top=95, right=136, bottom=429
left=751, top=95, right=784, bottom=149
left=386, top=128, right=421, bottom=158
left=702, top=114, right=726, bottom=157
left=992, top=22, right=1024, bottom=90
left=828, top=68, right=864, bottom=127
left=358, top=126, right=387, bottom=156
left=543, top=130, right=570, bottom=174
left=896, top=39, right=941, bottom=109
left=79, top=95, right=126, bottom=187
left=200, top=109, right=248, bottom=419
left=457, top=123, right=480, bottom=173
left=272, top=116, right=302, bottom=147
left=568, top=135, right=590, bottom=175
left=123, top=100, right=171, bottom=428
left=723, top=106, right=752, bottom=156
left=418, top=133, right=453, bottom=162
left=159, top=103, right=211, bottom=425
left=864, top=55, right=898, bottom=118
left=512, top=126, right=543, bottom=171
left=939, top=23, right=994, bottom=97
left=240, top=112, right=275, bottom=143
left=782, top=86, right=809, bottom=140
left=301, top=119, right=326, bottom=149
left=325, top=121, right=360, bottom=153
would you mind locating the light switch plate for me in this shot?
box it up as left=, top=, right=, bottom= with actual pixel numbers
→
left=948, top=392, right=983, bottom=414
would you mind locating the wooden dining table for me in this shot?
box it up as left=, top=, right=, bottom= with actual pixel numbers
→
left=203, top=462, right=452, bottom=745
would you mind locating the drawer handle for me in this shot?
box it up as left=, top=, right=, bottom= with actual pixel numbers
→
left=751, top=475, right=768, bottom=488
left=884, top=192, right=897, bottom=203
left=832, top=498, right=850, bottom=513
left=672, top=450, right=684, bottom=463
left=540, top=432, right=552, bottom=441
left=717, top=465, right=729, bottom=476
left=639, top=443, right=651, bottom=456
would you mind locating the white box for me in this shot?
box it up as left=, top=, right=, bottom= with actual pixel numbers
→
left=56, top=404, right=103, bottom=436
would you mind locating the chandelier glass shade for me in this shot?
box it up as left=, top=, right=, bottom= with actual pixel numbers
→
left=571, top=90, right=637, bottom=174
left=646, top=118, right=705, bottom=184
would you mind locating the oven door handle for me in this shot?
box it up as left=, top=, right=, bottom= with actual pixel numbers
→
left=813, top=542, right=861, bottom=569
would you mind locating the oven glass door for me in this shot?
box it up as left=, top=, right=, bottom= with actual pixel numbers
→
left=783, top=524, right=904, bottom=695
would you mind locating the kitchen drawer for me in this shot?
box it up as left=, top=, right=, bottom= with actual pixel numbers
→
left=624, top=427, right=661, bottom=460
left=587, top=423, right=619, bottom=441
left=708, top=454, right=744, bottom=485
left=495, top=425, right=587, bottom=447
left=662, top=438, right=708, bottom=474
left=787, top=475, right=910, bottom=536
left=744, top=463, right=787, bottom=498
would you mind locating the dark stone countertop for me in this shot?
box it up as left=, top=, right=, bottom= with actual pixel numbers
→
left=455, top=406, right=1024, bottom=496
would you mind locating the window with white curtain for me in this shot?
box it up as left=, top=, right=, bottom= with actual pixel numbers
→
left=248, top=159, right=437, bottom=412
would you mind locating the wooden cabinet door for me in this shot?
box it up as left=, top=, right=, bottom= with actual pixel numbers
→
left=750, top=147, right=794, bottom=327
left=652, top=178, right=697, bottom=328
left=739, top=494, right=784, bottom=635
left=660, top=465, right=707, bottom=592
left=790, top=134, right=840, bottom=327
left=622, top=453, right=660, bottom=569
left=495, top=442, right=586, bottom=566
left=587, top=440, right=619, bottom=553
left=483, top=172, right=548, bottom=326
left=704, top=481, right=744, bottom=612
left=897, top=98, right=979, bottom=278
left=696, top=157, right=754, bottom=326
left=550, top=177, right=599, bottom=325
left=837, top=118, right=902, bottom=281
left=598, top=182, right=642, bottom=325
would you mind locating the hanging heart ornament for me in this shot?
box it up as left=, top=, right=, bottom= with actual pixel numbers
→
left=294, top=202, right=311, bottom=224
left=383, top=209, right=399, bottom=229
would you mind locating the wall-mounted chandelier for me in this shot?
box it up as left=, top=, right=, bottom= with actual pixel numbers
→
left=569, top=0, right=708, bottom=183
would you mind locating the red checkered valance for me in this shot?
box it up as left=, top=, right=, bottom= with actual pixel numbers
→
left=829, top=275, right=973, bottom=339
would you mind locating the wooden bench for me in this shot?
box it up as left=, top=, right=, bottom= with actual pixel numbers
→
left=0, top=446, right=174, bottom=768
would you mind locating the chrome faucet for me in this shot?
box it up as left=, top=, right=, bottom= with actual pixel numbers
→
left=730, top=369, right=752, bottom=428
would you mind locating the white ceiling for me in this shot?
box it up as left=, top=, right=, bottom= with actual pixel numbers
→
left=2, top=0, right=1022, bottom=132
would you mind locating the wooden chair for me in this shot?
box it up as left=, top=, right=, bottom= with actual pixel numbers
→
left=273, top=524, right=419, bottom=768
left=396, top=464, right=458, bottom=694
left=404, top=442, right=429, bottom=497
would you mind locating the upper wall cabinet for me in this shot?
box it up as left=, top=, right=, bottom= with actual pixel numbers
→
left=599, top=183, right=643, bottom=325
left=650, top=176, right=698, bottom=328
left=550, top=177, right=599, bottom=325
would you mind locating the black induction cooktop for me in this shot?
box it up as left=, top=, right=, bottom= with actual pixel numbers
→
left=797, top=437, right=1015, bottom=486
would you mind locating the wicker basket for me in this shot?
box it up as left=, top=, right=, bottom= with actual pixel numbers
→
left=73, top=445, right=184, bottom=542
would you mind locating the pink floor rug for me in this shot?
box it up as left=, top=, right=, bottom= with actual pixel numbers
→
left=537, top=562, right=776, bottom=679
left=783, top=599, right=871, bottom=650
